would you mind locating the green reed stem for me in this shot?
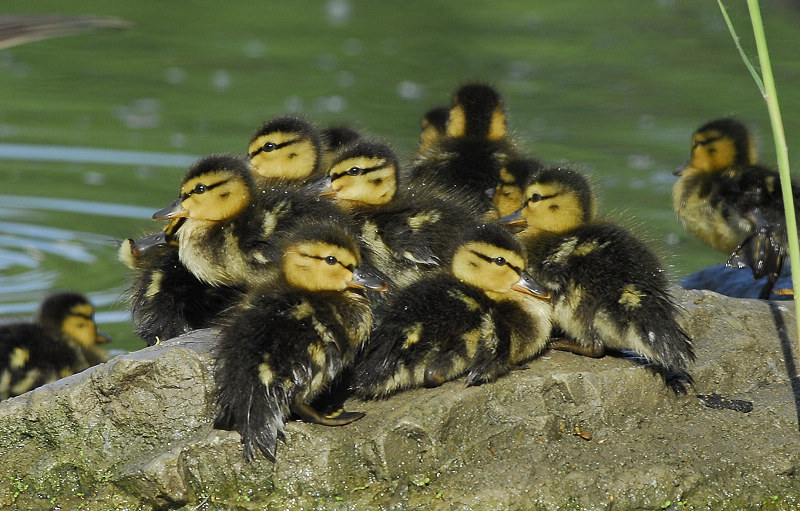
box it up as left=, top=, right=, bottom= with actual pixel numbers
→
left=718, top=0, right=799, bottom=346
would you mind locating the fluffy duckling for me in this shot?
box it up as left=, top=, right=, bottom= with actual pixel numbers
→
left=405, top=83, right=519, bottom=208
left=502, top=166, right=694, bottom=391
left=673, top=117, right=799, bottom=299
left=121, top=235, right=242, bottom=346
left=0, top=292, right=110, bottom=399
left=152, top=153, right=348, bottom=290
left=214, top=218, right=387, bottom=461
left=352, top=223, right=551, bottom=399
left=321, top=138, right=484, bottom=289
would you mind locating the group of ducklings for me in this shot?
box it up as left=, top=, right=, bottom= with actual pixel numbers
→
left=113, top=81, right=793, bottom=461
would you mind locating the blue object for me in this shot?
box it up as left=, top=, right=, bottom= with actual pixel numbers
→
left=679, top=262, right=793, bottom=300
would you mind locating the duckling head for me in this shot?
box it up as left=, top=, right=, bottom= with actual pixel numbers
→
left=676, top=117, right=756, bottom=176
left=446, top=83, right=507, bottom=142
left=321, top=139, right=398, bottom=207
left=37, top=292, right=111, bottom=348
left=153, top=154, right=253, bottom=222
left=247, top=116, right=323, bottom=180
left=491, top=158, right=543, bottom=218
left=416, top=105, right=449, bottom=154
left=500, top=167, right=595, bottom=236
left=280, top=220, right=388, bottom=292
left=452, top=224, right=549, bottom=300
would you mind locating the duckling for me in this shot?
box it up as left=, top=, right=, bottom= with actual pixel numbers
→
left=152, top=153, right=349, bottom=290
left=404, top=83, right=519, bottom=208
left=488, top=157, right=545, bottom=220
left=121, top=234, right=243, bottom=346
left=415, top=105, right=449, bottom=156
left=673, top=117, right=800, bottom=299
left=213, top=218, right=387, bottom=461
left=352, top=223, right=551, bottom=399
left=320, top=138, right=484, bottom=289
left=0, top=292, right=110, bottom=399
left=501, top=166, right=694, bottom=391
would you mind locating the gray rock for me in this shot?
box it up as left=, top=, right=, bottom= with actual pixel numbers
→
left=1, top=289, right=799, bottom=510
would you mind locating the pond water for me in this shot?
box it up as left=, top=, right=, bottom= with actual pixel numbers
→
left=0, top=1, right=798, bottom=352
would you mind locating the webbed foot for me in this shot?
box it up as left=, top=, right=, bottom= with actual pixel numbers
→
left=293, top=403, right=365, bottom=426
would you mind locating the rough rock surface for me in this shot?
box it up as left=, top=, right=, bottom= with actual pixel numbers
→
left=1, top=288, right=799, bottom=510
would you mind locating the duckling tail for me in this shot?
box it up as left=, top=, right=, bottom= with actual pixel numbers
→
left=214, top=354, right=290, bottom=462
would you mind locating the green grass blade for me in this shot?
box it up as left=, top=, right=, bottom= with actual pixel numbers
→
left=717, top=0, right=766, bottom=95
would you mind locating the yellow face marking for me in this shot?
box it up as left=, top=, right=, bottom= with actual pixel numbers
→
left=328, top=156, right=397, bottom=206
left=282, top=241, right=358, bottom=291
left=61, top=304, right=101, bottom=348
left=687, top=130, right=739, bottom=173
left=492, top=183, right=524, bottom=218
left=179, top=171, right=250, bottom=222
left=519, top=182, right=586, bottom=236
left=249, top=132, right=318, bottom=179
left=452, top=241, right=526, bottom=294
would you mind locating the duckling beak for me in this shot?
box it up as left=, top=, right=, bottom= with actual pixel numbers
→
left=96, top=329, right=112, bottom=344
left=314, top=177, right=336, bottom=197
left=498, top=208, right=527, bottom=227
left=132, top=231, right=169, bottom=256
left=512, top=271, right=550, bottom=299
left=152, top=198, right=188, bottom=220
left=347, top=267, right=389, bottom=292
left=673, top=161, right=688, bottom=176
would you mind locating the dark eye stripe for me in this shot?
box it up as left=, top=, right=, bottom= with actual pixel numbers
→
left=468, top=249, right=522, bottom=275
left=181, top=177, right=231, bottom=200
left=249, top=137, right=299, bottom=158
left=304, top=252, right=354, bottom=271
left=330, top=162, right=388, bottom=182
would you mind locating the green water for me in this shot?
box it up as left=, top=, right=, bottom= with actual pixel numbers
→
left=1, top=0, right=799, bottom=352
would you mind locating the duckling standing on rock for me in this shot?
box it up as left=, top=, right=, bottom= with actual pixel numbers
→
left=405, top=83, right=519, bottom=209
left=0, top=292, right=110, bottom=399
left=214, top=218, right=387, bottom=461
left=501, top=166, right=694, bottom=391
left=673, top=117, right=799, bottom=299
left=320, top=138, right=484, bottom=289
left=352, top=223, right=551, bottom=399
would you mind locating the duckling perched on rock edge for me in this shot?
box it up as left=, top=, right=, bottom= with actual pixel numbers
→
left=213, top=218, right=387, bottom=461
left=352, top=223, right=551, bottom=399
left=673, top=117, right=800, bottom=299
left=502, top=166, right=694, bottom=392
left=0, top=292, right=110, bottom=399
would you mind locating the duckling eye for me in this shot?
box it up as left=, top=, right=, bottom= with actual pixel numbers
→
left=262, top=142, right=277, bottom=152
left=193, top=184, right=207, bottom=194
left=325, top=255, right=338, bottom=265
left=346, top=167, right=363, bottom=176
left=529, top=193, right=543, bottom=202
left=494, top=257, right=506, bottom=266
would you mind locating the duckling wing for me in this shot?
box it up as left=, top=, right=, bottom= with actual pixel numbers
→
left=352, top=275, right=491, bottom=398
